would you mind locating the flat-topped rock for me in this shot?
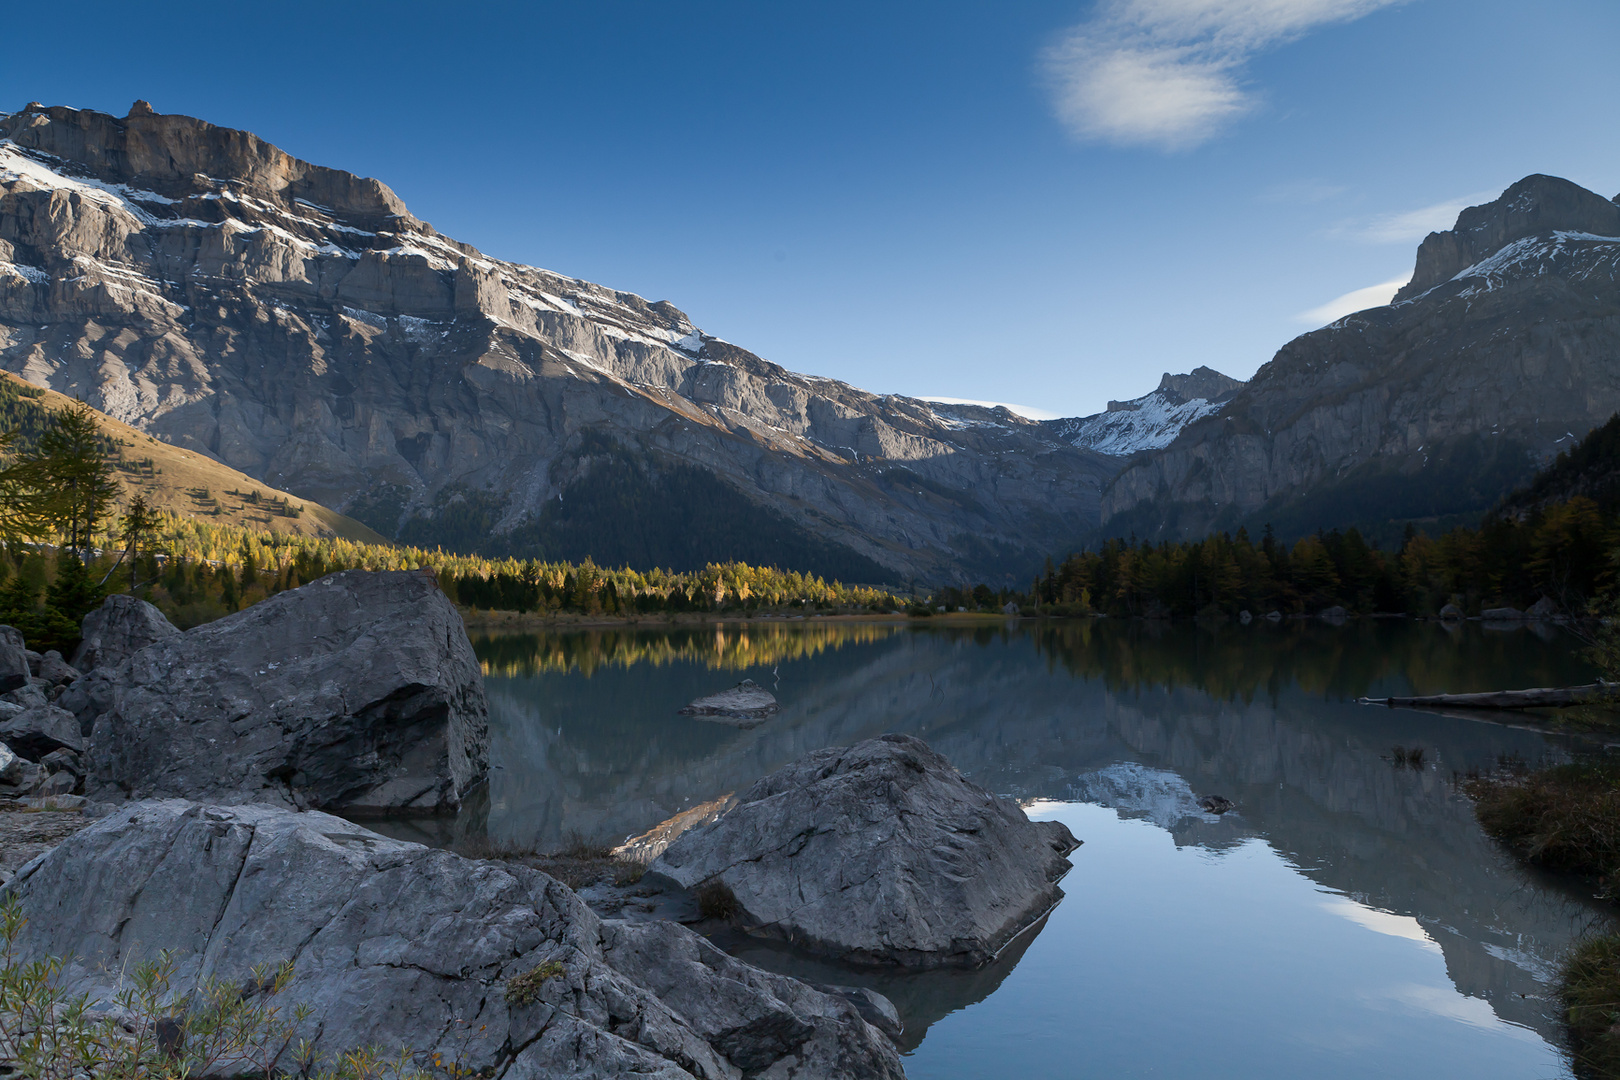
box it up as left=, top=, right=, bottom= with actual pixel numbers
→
left=2, top=800, right=904, bottom=1079
left=81, top=570, right=489, bottom=814
left=650, top=734, right=1080, bottom=968
left=678, top=679, right=779, bottom=722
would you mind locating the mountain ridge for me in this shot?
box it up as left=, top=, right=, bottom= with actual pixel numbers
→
left=1044, top=366, right=1244, bottom=457
left=1097, top=173, right=1620, bottom=543
left=0, top=101, right=1118, bottom=584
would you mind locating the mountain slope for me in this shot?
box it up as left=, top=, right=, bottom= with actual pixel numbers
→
left=0, top=372, right=383, bottom=541
left=1100, top=174, right=1620, bottom=541
left=0, top=101, right=1116, bottom=584
left=1044, top=367, right=1243, bottom=457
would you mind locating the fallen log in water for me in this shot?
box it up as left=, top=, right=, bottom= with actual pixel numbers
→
left=1357, top=683, right=1614, bottom=710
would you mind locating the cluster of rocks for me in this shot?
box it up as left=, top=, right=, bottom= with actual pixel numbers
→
left=1, top=570, right=1096, bottom=1077
left=10, top=800, right=904, bottom=1080
left=1440, top=597, right=1563, bottom=621
left=0, top=627, right=88, bottom=802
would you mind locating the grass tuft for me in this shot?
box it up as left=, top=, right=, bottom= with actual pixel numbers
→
left=1391, top=745, right=1427, bottom=769
left=1465, top=753, right=1620, bottom=889
left=1561, top=934, right=1620, bottom=1079
left=503, top=961, right=566, bottom=1007
left=693, top=880, right=740, bottom=922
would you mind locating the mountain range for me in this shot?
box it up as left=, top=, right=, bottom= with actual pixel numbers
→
left=0, top=101, right=1125, bottom=585
left=3, top=99, right=1616, bottom=581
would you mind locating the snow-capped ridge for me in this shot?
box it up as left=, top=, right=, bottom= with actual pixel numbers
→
left=1045, top=366, right=1244, bottom=457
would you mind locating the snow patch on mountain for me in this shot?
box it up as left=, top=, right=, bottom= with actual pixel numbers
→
left=1044, top=366, right=1244, bottom=456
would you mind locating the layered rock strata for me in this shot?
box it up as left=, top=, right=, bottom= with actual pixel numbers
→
left=650, top=734, right=1079, bottom=968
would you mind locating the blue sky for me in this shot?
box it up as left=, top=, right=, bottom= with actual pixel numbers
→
left=5, top=0, right=1618, bottom=418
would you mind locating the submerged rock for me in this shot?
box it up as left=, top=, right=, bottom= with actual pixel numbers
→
left=678, top=679, right=779, bottom=722
left=3, top=799, right=904, bottom=1079
left=81, top=570, right=489, bottom=814
left=650, top=734, right=1079, bottom=968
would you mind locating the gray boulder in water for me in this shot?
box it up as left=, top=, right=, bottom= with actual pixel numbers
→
left=81, top=570, right=489, bottom=814
left=70, top=594, right=181, bottom=673
left=650, top=734, right=1080, bottom=968
left=2, top=800, right=904, bottom=1080
left=678, top=679, right=779, bottom=722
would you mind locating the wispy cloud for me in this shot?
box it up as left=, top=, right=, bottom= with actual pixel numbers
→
left=920, top=396, right=1062, bottom=421
left=1294, top=274, right=1409, bottom=325
left=1334, top=190, right=1497, bottom=244
left=1042, top=0, right=1406, bottom=150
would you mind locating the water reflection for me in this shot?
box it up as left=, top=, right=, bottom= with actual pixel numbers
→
left=423, top=620, right=1613, bottom=1073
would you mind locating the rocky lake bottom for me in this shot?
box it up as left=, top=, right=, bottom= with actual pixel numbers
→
left=371, top=618, right=1611, bottom=1079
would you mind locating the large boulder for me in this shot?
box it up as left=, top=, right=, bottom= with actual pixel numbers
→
left=0, top=704, right=83, bottom=760
left=0, top=627, right=28, bottom=694
left=2, top=800, right=904, bottom=1079
left=81, top=570, right=489, bottom=814
left=650, top=734, right=1080, bottom=968
left=70, top=594, right=180, bottom=673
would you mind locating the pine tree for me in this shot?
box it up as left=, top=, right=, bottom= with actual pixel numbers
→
left=35, top=400, right=119, bottom=556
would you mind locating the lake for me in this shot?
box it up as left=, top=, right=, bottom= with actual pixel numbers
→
left=416, top=617, right=1614, bottom=1078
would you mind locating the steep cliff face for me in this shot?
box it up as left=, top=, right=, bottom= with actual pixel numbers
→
left=1100, top=175, right=1620, bottom=540
left=1044, top=366, right=1244, bottom=457
left=0, top=102, right=1115, bottom=582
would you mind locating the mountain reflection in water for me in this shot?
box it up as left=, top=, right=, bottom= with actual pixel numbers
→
left=394, top=619, right=1612, bottom=1074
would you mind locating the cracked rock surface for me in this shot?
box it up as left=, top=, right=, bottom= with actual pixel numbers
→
left=650, top=734, right=1079, bottom=968
left=74, top=569, right=488, bottom=814
left=2, top=799, right=903, bottom=1079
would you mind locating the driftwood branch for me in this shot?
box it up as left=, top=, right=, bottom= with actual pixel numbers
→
left=1357, top=683, right=1615, bottom=710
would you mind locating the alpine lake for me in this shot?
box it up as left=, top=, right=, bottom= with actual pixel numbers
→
left=383, top=616, right=1613, bottom=1079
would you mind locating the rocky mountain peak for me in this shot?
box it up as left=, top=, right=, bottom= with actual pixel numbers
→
left=0, top=101, right=408, bottom=222
left=1149, top=366, right=1244, bottom=408
left=1396, top=174, right=1620, bottom=301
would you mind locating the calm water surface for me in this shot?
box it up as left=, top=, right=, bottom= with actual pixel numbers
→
left=442, top=619, right=1616, bottom=1078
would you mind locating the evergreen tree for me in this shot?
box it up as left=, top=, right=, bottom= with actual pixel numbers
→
left=36, top=399, right=119, bottom=555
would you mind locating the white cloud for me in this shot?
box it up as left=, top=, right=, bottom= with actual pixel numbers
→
left=1043, top=0, right=1406, bottom=149
left=1294, top=274, right=1409, bottom=325
left=1337, top=190, right=1498, bottom=244
left=920, top=396, right=1062, bottom=421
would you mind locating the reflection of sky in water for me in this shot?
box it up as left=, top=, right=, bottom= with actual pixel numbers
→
left=907, top=803, right=1558, bottom=1079
left=435, top=621, right=1613, bottom=1078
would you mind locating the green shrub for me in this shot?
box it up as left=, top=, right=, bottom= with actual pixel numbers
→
left=0, top=897, right=428, bottom=1079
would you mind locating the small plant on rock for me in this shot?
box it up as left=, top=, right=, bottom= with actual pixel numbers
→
left=503, top=961, right=566, bottom=1007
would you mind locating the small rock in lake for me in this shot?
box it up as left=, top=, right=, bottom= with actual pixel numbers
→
left=677, top=678, right=779, bottom=722
left=1199, top=795, right=1234, bottom=815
